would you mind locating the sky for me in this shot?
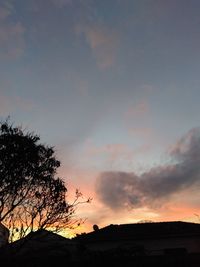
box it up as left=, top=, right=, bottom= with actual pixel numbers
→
left=1, top=0, right=200, bottom=235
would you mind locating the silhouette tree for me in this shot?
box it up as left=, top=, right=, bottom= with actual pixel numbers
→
left=0, top=120, right=90, bottom=241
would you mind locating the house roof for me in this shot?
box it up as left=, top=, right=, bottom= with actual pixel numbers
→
left=7, top=229, right=77, bottom=258
left=12, top=229, right=70, bottom=246
left=0, top=223, right=9, bottom=235
left=76, top=221, right=200, bottom=243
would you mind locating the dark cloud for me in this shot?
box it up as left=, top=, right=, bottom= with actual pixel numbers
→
left=96, top=128, right=200, bottom=210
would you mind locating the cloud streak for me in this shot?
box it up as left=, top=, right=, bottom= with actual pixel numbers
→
left=76, top=24, right=118, bottom=69
left=0, top=95, right=34, bottom=116
left=96, top=128, right=200, bottom=210
left=0, top=4, right=25, bottom=60
left=51, top=0, right=72, bottom=8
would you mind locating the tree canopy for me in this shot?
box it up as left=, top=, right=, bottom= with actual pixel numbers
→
left=0, top=121, right=89, bottom=241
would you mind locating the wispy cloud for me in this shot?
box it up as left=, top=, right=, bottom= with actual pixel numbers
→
left=128, top=127, right=153, bottom=139
left=0, top=4, right=25, bottom=60
left=0, top=95, right=34, bottom=116
left=0, top=6, right=11, bottom=20
left=87, top=143, right=134, bottom=161
left=96, top=128, right=200, bottom=210
left=76, top=24, right=118, bottom=69
left=125, top=100, right=150, bottom=119
left=51, top=0, right=72, bottom=8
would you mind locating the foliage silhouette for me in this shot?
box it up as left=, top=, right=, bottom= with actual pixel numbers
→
left=0, top=120, right=90, bottom=241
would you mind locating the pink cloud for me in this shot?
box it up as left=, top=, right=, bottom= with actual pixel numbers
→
left=51, top=0, right=72, bottom=7
left=0, top=22, right=25, bottom=59
left=128, top=127, right=153, bottom=138
left=125, top=100, right=158, bottom=145
left=96, top=128, right=200, bottom=213
left=76, top=24, right=118, bottom=69
left=84, top=141, right=151, bottom=172
left=0, top=6, right=11, bottom=20
left=86, top=142, right=134, bottom=162
left=0, top=4, right=25, bottom=60
left=0, top=95, right=34, bottom=116
left=125, top=100, right=149, bottom=119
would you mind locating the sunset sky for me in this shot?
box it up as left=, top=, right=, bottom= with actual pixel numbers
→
left=1, top=0, right=200, bottom=235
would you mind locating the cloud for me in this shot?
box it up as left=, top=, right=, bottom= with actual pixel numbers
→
left=125, top=100, right=150, bottom=119
left=81, top=140, right=151, bottom=173
left=87, top=143, right=134, bottom=161
left=0, top=5, right=25, bottom=60
left=76, top=24, right=118, bottom=69
left=0, top=6, right=11, bottom=20
left=128, top=127, right=153, bottom=139
left=96, top=128, right=200, bottom=210
left=0, top=95, right=34, bottom=116
left=51, top=0, right=72, bottom=8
